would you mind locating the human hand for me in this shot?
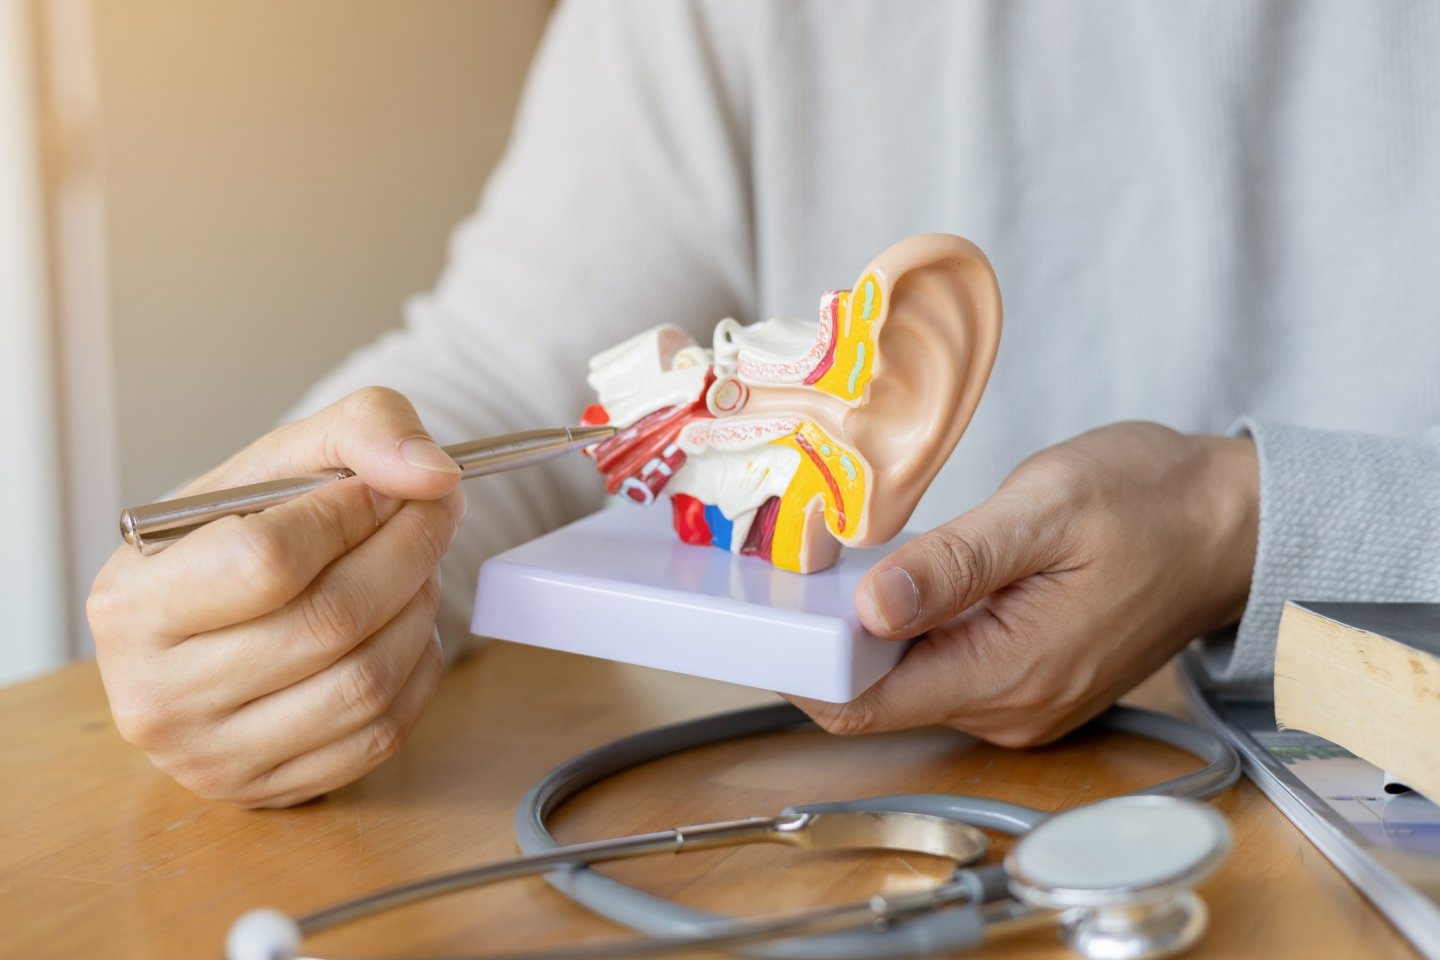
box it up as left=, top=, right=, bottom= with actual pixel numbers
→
left=789, top=421, right=1258, bottom=746
left=88, top=387, right=465, bottom=807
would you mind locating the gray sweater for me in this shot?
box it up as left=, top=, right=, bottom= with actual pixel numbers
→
left=290, top=0, right=1440, bottom=682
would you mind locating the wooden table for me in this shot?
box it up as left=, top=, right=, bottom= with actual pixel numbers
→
left=1, top=641, right=1418, bottom=959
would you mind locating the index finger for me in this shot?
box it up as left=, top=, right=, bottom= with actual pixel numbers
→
left=107, top=476, right=404, bottom=643
left=183, top=386, right=461, bottom=502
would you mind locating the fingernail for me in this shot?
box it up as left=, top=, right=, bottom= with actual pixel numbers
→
left=368, top=489, right=403, bottom=524
left=868, top=566, right=920, bottom=633
left=400, top=437, right=460, bottom=475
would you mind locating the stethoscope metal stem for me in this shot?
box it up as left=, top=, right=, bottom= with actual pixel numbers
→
left=278, top=886, right=1059, bottom=960
left=461, top=881, right=989, bottom=960
left=297, top=816, right=792, bottom=935
left=296, top=809, right=990, bottom=939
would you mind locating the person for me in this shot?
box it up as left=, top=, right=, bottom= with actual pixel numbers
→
left=86, top=2, right=1440, bottom=808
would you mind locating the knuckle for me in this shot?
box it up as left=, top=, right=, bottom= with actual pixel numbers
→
left=239, top=790, right=300, bottom=810
left=85, top=582, right=123, bottom=642
left=398, top=508, right=450, bottom=570
left=418, top=574, right=442, bottom=615
left=305, top=487, right=356, bottom=548
left=364, top=714, right=407, bottom=764
left=233, top=524, right=303, bottom=608
left=227, top=776, right=282, bottom=809
left=924, top=531, right=987, bottom=608
left=420, top=633, right=445, bottom=673
left=1011, top=649, right=1094, bottom=715
left=225, top=766, right=307, bottom=809
left=336, top=656, right=394, bottom=723
left=111, top=698, right=171, bottom=751
left=975, top=684, right=1077, bottom=749
left=230, top=788, right=270, bottom=809
left=190, top=774, right=250, bottom=804
left=985, top=725, right=1047, bottom=750
left=345, top=385, right=410, bottom=424
left=1004, top=669, right=1062, bottom=716
left=993, top=713, right=1077, bottom=748
left=107, top=677, right=204, bottom=753
left=301, top=581, right=364, bottom=651
left=446, top=488, right=468, bottom=525
left=1019, top=448, right=1098, bottom=510
left=87, top=552, right=143, bottom=645
left=164, top=755, right=246, bottom=803
left=810, top=701, right=875, bottom=737
left=1013, top=442, right=1071, bottom=482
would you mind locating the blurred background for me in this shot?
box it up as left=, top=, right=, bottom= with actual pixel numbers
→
left=0, top=0, right=553, bottom=683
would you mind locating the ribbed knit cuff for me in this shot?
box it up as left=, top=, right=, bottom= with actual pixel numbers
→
left=1202, top=418, right=1440, bottom=683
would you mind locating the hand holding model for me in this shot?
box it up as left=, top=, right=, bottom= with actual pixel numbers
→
left=788, top=422, right=1259, bottom=746
left=87, top=387, right=465, bottom=807
left=581, top=233, right=1261, bottom=749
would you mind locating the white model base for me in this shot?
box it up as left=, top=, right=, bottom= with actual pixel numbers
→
left=471, top=506, right=913, bottom=703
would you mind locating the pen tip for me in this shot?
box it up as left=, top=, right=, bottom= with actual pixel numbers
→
left=568, top=424, right=617, bottom=446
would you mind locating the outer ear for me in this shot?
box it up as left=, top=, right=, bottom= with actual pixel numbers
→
left=840, top=233, right=1002, bottom=545
left=577, top=233, right=1001, bottom=574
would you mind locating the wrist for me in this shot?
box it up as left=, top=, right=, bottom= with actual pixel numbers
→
left=1199, top=434, right=1259, bottom=628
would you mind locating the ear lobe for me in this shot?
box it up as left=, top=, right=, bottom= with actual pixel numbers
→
left=840, top=234, right=1002, bottom=545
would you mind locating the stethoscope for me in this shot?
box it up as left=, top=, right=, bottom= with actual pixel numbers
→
left=227, top=702, right=1240, bottom=960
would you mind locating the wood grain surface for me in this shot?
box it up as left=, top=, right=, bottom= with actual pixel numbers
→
left=0, top=641, right=1419, bottom=959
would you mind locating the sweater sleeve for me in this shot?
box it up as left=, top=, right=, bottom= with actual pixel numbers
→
left=279, top=1, right=756, bottom=653
left=1203, top=418, right=1440, bottom=683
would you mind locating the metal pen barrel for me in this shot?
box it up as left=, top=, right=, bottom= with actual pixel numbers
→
left=120, top=425, right=615, bottom=552
left=446, top=427, right=608, bottom=478
left=119, top=469, right=357, bottom=550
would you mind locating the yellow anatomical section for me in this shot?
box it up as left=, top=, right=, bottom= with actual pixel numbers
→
left=810, top=272, right=883, bottom=404
left=769, top=420, right=869, bottom=572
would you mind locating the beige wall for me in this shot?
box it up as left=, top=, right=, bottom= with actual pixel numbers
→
left=1, top=0, right=69, bottom=683
left=95, top=0, right=551, bottom=503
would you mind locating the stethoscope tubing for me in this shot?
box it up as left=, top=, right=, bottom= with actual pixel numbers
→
left=243, top=702, right=1239, bottom=960
left=432, top=875, right=994, bottom=960
left=511, top=702, right=1240, bottom=960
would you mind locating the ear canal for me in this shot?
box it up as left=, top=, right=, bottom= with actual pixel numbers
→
left=837, top=234, right=1002, bottom=545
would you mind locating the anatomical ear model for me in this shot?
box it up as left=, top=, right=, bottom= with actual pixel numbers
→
left=581, top=234, right=1002, bottom=573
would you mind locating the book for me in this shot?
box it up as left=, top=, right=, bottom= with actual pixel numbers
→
left=1274, top=601, right=1440, bottom=804
left=1179, top=650, right=1440, bottom=959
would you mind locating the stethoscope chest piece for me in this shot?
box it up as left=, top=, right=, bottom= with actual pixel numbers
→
left=1005, top=795, right=1231, bottom=960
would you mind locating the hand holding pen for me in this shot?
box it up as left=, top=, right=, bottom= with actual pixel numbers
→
left=121, top=421, right=612, bottom=551
left=87, top=387, right=609, bottom=808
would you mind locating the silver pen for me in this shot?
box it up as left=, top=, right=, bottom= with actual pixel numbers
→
left=119, top=424, right=616, bottom=552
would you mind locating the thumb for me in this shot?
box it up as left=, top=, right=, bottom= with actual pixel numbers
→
left=855, top=490, right=1060, bottom=639
left=191, top=386, right=462, bottom=501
